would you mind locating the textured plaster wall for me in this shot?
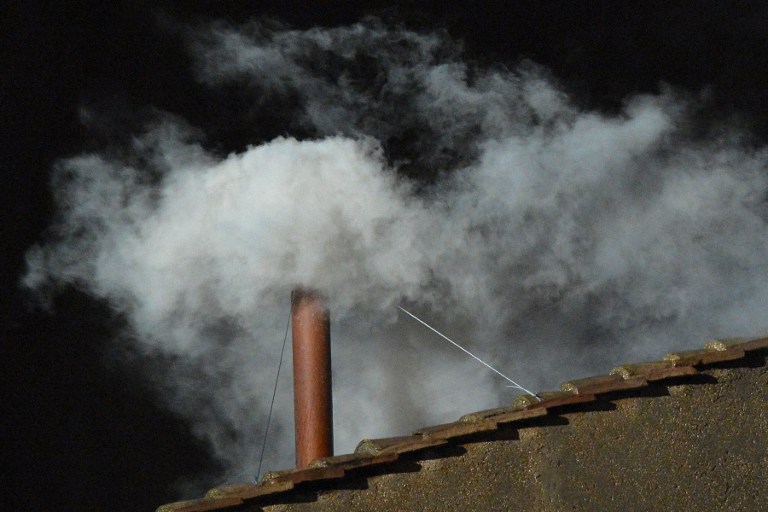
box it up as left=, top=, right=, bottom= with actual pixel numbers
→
left=262, top=362, right=768, bottom=512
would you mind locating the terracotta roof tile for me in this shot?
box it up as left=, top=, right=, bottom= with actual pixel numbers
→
left=486, top=407, right=549, bottom=424
left=264, top=465, right=345, bottom=486
left=414, top=420, right=499, bottom=439
left=609, top=361, right=698, bottom=380
left=155, top=497, right=243, bottom=512
left=205, top=480, right=294, bottom=500
left=560, top=374, right=647, bottom=395
left=354, top=435, right=419, bottom=455
left=457, top=405, right=548, bottom=424
left=458, top=405, right=524, bottom=423
left=260, top=468, right=290, bottom=481
left=512, top=392, right=552, bottom=408
left=533, top=392, right=600, bottom=409
left=308, top=451, right=399, bottom=470
left=354, top=435, right=448, bottom=457
left=706, top=336, right=768, bottom=352
left=664, top=347, right=746, bottom=367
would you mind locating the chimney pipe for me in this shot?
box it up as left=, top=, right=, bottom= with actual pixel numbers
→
left=291, top=289, right=333, bottom=467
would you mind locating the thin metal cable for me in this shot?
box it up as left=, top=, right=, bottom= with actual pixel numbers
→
left=398, top=306, right=541, bottom=400
left=256, top=306, right=291, bottom=482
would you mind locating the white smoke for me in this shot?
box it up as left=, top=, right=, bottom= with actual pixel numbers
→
left=24, top=20, right=768, bottom=486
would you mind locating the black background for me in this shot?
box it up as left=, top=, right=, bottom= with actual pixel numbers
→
left=3, top=2, right=768, bottom=510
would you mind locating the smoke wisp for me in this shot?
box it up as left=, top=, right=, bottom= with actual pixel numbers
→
left=24, top=20, right=768, bottom=485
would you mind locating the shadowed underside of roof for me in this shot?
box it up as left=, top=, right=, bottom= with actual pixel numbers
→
left=157, top=337, right=768, bottom=512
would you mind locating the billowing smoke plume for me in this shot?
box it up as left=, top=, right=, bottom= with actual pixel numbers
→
left=24, top=19, right=768, bottom=485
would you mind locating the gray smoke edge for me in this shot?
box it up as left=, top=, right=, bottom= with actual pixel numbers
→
left=22, top=18, right=768, bottom=490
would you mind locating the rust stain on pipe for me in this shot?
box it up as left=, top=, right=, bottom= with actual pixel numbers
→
left=291, top=289, right=333, bottom=468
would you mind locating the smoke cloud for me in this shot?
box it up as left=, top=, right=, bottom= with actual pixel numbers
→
left=24, top=20, right=768, bottom=486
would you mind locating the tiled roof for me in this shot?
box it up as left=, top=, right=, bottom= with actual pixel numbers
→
left=156, top=337, right=768, bottom=512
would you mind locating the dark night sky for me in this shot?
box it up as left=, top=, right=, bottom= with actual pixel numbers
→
left=3, top=2, right=768, bottom=511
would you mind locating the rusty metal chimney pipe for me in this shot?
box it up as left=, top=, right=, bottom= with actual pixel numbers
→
left=291, top=289, right=333, bottom=468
